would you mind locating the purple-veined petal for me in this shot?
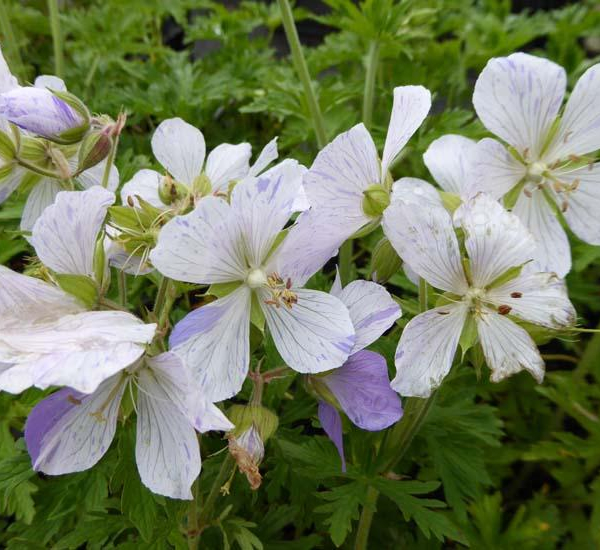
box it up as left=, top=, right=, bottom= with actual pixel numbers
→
left=392, top=304, right=467, bottom=398
left=0, top=165, right=25, bottom=205
left=486, top=272, right=575, bottom=328
left=335, top=280, right=401, bottom=353
left=151, top=118, right=205, bottom=186
left=381, top=86, right=431, bottom=178
left=303, top=123, right=378, bottom=240
left=318, top=401, right=346, bottom=472
left=20, top=178, right=62, bottom=235
left=469, top=138, right=526, bottom=199
left=135, top=365, right=200, bottom=500
left=171, top=286, right=251, bottom=402
left=34, top=75, right=66, bottom=92
left=544, top=63, right=600, bottom=160
left=230, top=162, right=303, bottom=267
left=390, top=177, right=442, bottom=207
left=150, top=196, right=246, bottom=284
left=25, top=375, right=124, bottom=475
left=31, top=186, right=115, bottom=276
left=473, top=52, right=566, bottom=158
left=455, top=193, right=535, bottom=287
left=476, top=307, right=544, bottom=384
left=511, top=190, right=570, bottom=277
left=76, top=158, right=119, bottom=192
left=261, top=288, right=355, bottom=374
left=0, top=363, right=32, bottom=394
left=206, top=143, right=251, bottom=193
left=322, top=350, right=402, bottom=431
left=120, top=169, right=164, bottom=209
left=249, top=137, right=278, bottom=177
left=0, top=46, right=18, bottom=94
left=382, top=193, right=467, bottom=294
left=423, top=134, right=477, bottom=196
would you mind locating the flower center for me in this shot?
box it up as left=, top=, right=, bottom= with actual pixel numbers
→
left=263, top=272, right=298, bottom=310
left=526, top=161, right=547, bottom=183
left=464, top=287, right=486, bottom=305
left=246, top=268, right=268, bottom=288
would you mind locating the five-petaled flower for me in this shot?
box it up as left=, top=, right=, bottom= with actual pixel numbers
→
left=383, top=192, right=576, bottom=397
left=471, top=52, right=600, bottom=277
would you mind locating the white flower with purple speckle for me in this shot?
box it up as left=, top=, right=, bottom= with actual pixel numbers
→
left=383, top=192, right=576, bottom=398
left=471, top=52, right=600, bottom=277
left=150, top=161, right=356, bottom=402
left=24, top=351, right=232, bottom=499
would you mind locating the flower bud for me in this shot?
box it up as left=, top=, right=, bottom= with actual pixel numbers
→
left=158, top=174, right=188, bottom=205
left=0, top=87, right=89, bottom=143
left=77, top=130, right=112, bottom=173
left=237, top=424, right=264, bottom=465
left=227, top=404, right=278, bottom=442
left=362, top=184, right=391, bottom=218
left=371, top=237, right=402, bottom=283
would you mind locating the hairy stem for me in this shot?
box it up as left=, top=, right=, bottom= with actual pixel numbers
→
left=353, top=485, right=379, bottom=550
left=277, top=0, right=327, bottom=148
left=118, top=270, right=127, bottom=307
left=362, top=40, right=380, bottom=130
left=47, top=0, right=64, bottom=79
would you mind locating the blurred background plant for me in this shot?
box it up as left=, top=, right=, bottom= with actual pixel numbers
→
left=1, top=0, right=600, bottom=548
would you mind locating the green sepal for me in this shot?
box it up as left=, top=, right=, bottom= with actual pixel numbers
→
left=54, top=273, right=99, bottom=308
left=93, top=232, right=108, bottom=290
left=487, top=263, right=525, bottom=290
left=0, top=162, right=15, bottom=181
left=434, top=292, right=462, bottom=308
left=439, top=191, right=462, bottom=213
left=503, top=179, right=526, bottom=210
left=350, top=218, right=380, bottom=239
left=109, top=206, right=141, bottom=232
left=362, top=184, right=391, bottom=218
left=228, top=404, right=279, bottom=441
left=0, top=130, right=16, bottom=160
left=19, top=137, right=48, bottom=163
left=208, top=281, right=242, bottom=298
left=459, top=313, right=478, bottom=359
left=250, top=291, right=265, bottom=331
left=264, top=228, right=289, bottom=263
left=77, top=130, right=111, bottom=173
left=192, top=173, right=211, bottom=197
left=539, top=115, right=561, bottom=158
left=371, top=237, right=402, bottom=283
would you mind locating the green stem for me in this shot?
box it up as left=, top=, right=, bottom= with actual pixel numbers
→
left=353, top=485, right=378, bottom=550
left=47, top=0, right=64, bottom=79
left=277, top=0, right=327, bottom=148
left=362, top=40, right=380, bottom=130
left=574, top=320, right=600, bottom=380
left=118, top=270, right=127, bottom=307
left=16, top=158, right=61, bottom=179
left=418, top=277, right=428, bottom=312
left=339, top=241, right=353, bottom=285
left=187, top=476, right=200, bottom=550
left=0, top=0, right=25, bottom=80
left=196, top=455, right=235, bottom=539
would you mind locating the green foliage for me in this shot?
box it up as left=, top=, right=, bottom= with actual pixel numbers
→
left=1, top=0, right=600, bottom=548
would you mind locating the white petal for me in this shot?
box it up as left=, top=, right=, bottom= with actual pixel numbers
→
left=262, top=159, right=309, bottom=212
left=151, top=118, right=205, bottom=185
left=476, top=308, right=544, bottom=383
left=0, top=165, right=25, bottom=204
left=486, top=272, right=575, bottom=328
left=0, top=46, right=18, bottom=93
left=391, top=304, right=467, bottom=398
left=150, top=196, right=246, bottom=284
left=303, top=123, right=378, bottom=239
left=551, top=162, right=600, bottom=245
left=511, top=190, right=570, bottom=277
left=261, top=288, right=355, bottom=374
left=0, top=363, right=32, bottom=394
left=0, top=265, right=82, bottom=327
left=189, top=397, right=234, bottom=433
left=77, top=158, right=119, bottom=192
left=336, top=280, right=401, bottom=354
left=544, top=63, right=600, bottom=159
left=171, top=286, right=251, bottom=402
left=205, top=143, right=252, bottom=193
left=390, top=177, right=442, bottom=207
left=31, top=186, right=115, bottom=276
left=455, top=193, right=535, bottom=287
left=381, top=86, right=431, bottom=178
left=265, top=208, right=344, bottom=287
left=382, top=194, right=467, bottom=293
left=25, top=376, right=124, bottom=475
left=34, top=75, right=67, bottom=92
left=423, top=134, right=477, bottom=195
left=469, top=138, right=526, bottom=199
left=249, top=137, right=278, bottom=176
left=20, top=178, right=62, bottom=234
left=473, top=52, right=566, bottom=158
left=120, top=169, right=164, bottom=209
left=136, top=363, right=200, bottom=499
left=231, top=162, right=302, bottom=267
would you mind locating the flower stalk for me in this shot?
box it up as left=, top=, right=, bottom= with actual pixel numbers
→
left=47, top=0, right=64, bottom=79
left=362, top=40, right=380, bottom=131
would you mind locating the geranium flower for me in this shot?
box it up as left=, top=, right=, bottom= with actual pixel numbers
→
left=24, top=351, right=232, bottom=499
left=150, top=162, right=356, bottom=402
left=120, top=117, right=279, bottom=208
left=309, top=273, right=403, bottom=470
left=471, top=52, right=600, bottom=276
left=382, top=192, right=576, bottom=397
left=303, top=86, right=431, bottom=242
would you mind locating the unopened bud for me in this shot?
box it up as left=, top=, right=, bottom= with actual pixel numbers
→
left=77, top=130, right=112, bottom=173
left=227, top=432, right=262, bottom=490
left=237, top=424, right=264, bottom=465
left=227, top=404, right=278, bottom=442
left=362, top=184, right=391, bottom=218
left=371, top=237, right=402, bottom=283
left=0, top=87, right=90, bottom=143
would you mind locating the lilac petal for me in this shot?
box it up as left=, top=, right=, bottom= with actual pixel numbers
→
left=318, top=401, right=346, bottom=472
left=323, top=350, right=402, bottom=431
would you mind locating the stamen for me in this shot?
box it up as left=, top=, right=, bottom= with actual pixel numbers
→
left=498, top=305, right=512, bottom=315
left=263, top=272, right=298, bottom=310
